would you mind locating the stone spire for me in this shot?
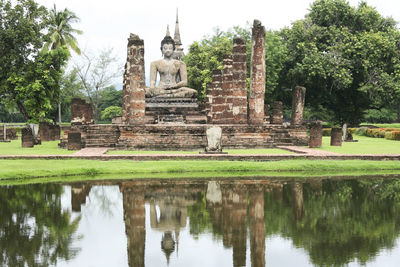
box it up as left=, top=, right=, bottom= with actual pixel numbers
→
left=166, top=25, right=170, bottom=37
left=172, top=8, right=184, bottom=60
left=173, top=8, right=182, bottom=46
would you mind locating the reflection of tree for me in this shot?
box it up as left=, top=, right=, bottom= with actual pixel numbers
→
left=0, top=184, right=81, bottom=266
left=264, top=179, right=400, bottom=266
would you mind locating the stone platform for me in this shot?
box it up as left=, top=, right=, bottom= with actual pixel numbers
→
left=59, top=123, right=308, bottom=150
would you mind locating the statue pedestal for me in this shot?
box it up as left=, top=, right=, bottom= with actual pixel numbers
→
left=145, top=97, right=206, bottom=124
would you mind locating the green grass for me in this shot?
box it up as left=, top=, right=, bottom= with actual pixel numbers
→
left=360, top=123, right=400, bottom=128
left=0, top=139, right=76, bottom=155
left=107, top=148, right=293, bottom=155
left=0, top=159, right=399, bottom=181
left=316, top=135, right=400, bottom=155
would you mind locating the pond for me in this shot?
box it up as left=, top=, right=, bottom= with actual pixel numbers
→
left=1, top=175, right=400, bottom=266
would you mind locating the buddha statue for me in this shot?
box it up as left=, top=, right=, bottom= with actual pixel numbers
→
left=145, top=36, right=197, bottom=98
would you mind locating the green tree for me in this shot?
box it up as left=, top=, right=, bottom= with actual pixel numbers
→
left=0, top=0, right=68, bottom=123
left=101, top=106, right=122, bottom=121
left=184, top=26, right=251, bottom=101
left=97, top=86, right=123, bottom=114
left=43, top=4, right=82, bottom=57
left=278, top=0, right=400, bottom=125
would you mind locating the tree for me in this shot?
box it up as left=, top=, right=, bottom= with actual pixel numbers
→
left=101, top=106, right=122, bottom=121
left=74, top=48, right=123, bottom=122
left=43, top=4, right=82, bottom=57
left=97, top=86, right=123, bottom=114
left=0, top=0, right=68, bottom=123
left=58, top=69, right=85, bottom=122
left=184, top=26, right=251, bottom=101
left=278, top=0, right=400, bottom=126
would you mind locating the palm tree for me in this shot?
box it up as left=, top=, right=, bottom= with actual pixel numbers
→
left=43, top=5, right=83, bottom=125
left=43, top=4, right=82, bottom=56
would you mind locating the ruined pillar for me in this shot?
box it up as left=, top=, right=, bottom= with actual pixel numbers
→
left=21, top=128, right=34, bottom=148
left=121, top=186, right=146, bottom=267
left=249, top=189, right=265, bottom=267
left=309, top=121, right=323, bottom=148
left=71, top=184, right=91, bottom=212
left=249, top=20, right=266, bottom=125
left=330, top=127, right=342, bottom=146
left=221, top=185, right=233, bottom=248
left=232, top=38, right=248, bottom=124
left=122, top=34, right=146, bottom=125
left=67, top=132, right=81, bottom=150
left=2, top=124, right=6, bottom=141
left=71, top=98, right=93, bottom=125
left=40, top=122, right=60, bottom=141
left=291, top=86, right=306, bottom=126
left=271, top=101, right=283, bottom=124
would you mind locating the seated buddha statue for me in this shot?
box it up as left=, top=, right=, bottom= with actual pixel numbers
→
left=145, top=36, right=197, bottom=98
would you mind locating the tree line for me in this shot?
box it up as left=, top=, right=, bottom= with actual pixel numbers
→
left=184, top=0, right=400, bottom=125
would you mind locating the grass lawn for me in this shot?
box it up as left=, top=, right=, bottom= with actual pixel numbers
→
left=107, top=148, right=294, bottom=155
left=0, top=159, right=399, bottom=181
left=0, top=140, right=76, bottom=155
left=317, top=135, right=400, bottom=154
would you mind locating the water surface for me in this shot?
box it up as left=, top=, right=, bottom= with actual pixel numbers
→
left=1, top=176, right=400, bottom=266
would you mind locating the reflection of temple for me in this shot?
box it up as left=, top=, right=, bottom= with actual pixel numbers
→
left=118, top=179, right=273, bottom=267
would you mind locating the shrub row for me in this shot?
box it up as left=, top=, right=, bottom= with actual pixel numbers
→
left=357, top=127, right=400, bottom=140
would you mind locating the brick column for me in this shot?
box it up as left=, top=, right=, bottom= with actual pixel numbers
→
left=21, top=128, right=34, bottom=147
left=122, top=34, right=146, bottom=125
left=208, top=70, right=222, bottom=124
left=271, top=101, right=283, bottom=124
left=330, top=127, right=342, bottom=146
left=249, top=20, right=266, bottom=125
left=232, top=38, right=248, bottom=124
left=291, top=86, right=306, bottom=126
left=309, top=121, right=323, bottom=148
left=221, top=55, right=234, bottom=123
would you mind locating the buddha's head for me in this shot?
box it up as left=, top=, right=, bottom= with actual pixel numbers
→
left=160, top=36, right=175, bottom=58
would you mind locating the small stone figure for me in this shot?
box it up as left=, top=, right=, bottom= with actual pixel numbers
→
left=145, top=36, right=197, bottom=98
left=205, top=126, right=223, bottom=153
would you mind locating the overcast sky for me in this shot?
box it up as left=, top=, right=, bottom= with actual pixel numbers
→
left=36, top=0, right=400, bottom=86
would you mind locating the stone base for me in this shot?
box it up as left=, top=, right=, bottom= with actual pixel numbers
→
left=60, top=123, right=308, bottom=150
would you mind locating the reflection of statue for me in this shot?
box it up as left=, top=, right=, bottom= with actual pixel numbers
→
left=145, top=36, right=197, bottom=98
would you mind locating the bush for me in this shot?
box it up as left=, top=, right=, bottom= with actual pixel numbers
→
left=384, top=131, right=400, bottom=141
left=356, top=127, right=368, bottom=136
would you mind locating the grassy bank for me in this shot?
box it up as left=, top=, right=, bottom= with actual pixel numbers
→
left=317, top=136, right=400, bottom=154
left=0, top=159, right=399, bottom=181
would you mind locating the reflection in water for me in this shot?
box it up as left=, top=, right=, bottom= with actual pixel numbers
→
left=2, top=176, right=400, bottom=266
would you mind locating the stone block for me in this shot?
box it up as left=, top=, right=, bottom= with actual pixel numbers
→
left=309, top=121, right=323, bottom=148
left=271, top=101, right=283, bottom=124
left=21, top=128, right=34, bottom=148
left=39, top=122, right=60, bottom=141
left=330, top=127, right=342, bottom=146
left=68, top=132, right=82, bottom=150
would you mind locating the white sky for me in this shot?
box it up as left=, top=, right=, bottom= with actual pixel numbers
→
left=36, top=0, right=400, bottom=86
